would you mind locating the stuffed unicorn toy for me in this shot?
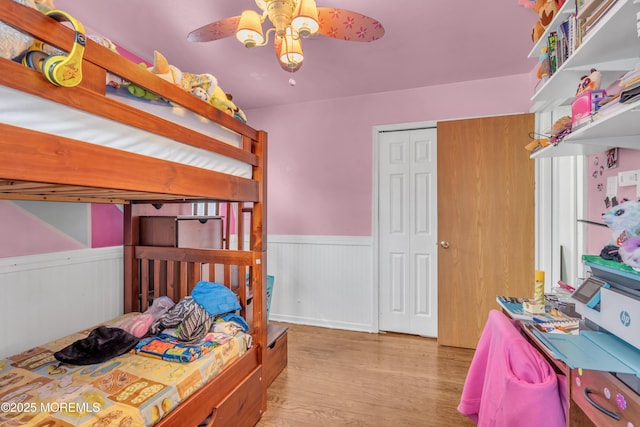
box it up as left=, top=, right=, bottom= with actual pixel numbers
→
left=602, top=200, right=640, bottom=247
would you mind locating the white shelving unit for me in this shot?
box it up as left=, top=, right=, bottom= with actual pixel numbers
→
left=529, top=0, right=640, bottom=158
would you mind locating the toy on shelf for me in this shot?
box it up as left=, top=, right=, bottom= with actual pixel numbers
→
left=537, top=46, right=551, bottom=80
left=524, top=115, right=572, bottom=152
left=576, top=68, right=602, bottom=96
left=571, top=69, right=605, bottom=129
left=531, top=0, right=560, bottom=43
left=548, top=115, right=572, bottom=142
left=525, top=135, right=551, bottom=153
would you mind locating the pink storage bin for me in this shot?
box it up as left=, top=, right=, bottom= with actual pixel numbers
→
left=572, top=90, right=606, bottom=127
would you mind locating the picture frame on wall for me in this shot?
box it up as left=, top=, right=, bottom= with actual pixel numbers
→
left=607, top=147, right=618, bottom=169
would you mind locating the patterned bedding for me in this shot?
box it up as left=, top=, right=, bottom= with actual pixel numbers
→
left=0, top=314, right=250, bottom=427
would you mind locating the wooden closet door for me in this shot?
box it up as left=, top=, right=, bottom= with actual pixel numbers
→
left=437, top=114, right=535, bottom=349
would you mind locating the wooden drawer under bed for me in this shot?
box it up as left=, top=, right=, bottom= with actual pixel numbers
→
left=201, top=367, right=264, bottom=427
left=265, top=324, right=288, bottom=386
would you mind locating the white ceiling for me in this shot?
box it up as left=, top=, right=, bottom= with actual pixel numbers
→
left=54, top=0, right=540, bottom=110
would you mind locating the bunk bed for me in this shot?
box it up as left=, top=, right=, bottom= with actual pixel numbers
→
left=0, top=1, right=270, bottom=426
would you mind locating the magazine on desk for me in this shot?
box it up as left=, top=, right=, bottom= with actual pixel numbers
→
left=522, top=319, right=580, bottom=335
left=496, top=296, right=579, bottom=320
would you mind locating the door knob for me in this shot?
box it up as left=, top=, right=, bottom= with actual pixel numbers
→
left=440, top=241, right=450, bottom=249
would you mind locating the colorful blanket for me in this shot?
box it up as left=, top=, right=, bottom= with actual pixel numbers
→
left=134, top=334, right=217, bottom=364
left=0, top=314, right=250, bottom=426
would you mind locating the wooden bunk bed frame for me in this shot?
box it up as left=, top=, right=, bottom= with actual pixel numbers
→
left=0, top=2, right=269, bottom=426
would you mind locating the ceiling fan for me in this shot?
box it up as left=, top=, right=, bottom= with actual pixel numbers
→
left=187, top=0, right=385, bottom=72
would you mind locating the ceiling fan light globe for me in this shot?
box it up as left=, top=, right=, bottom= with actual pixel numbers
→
left=292, top=0, right=319, bottom=37
left=279, top=30, right=304, bottom=67
left=291, top=19, right=318, bottom=38
left=236, top=10, right=264, bottom=46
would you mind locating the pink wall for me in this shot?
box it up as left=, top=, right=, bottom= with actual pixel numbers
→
left=586, top=148, right=640, bottom=255
left=1, top=72, right=535, bottom=256
left=246, top=73, right=535, bottom=236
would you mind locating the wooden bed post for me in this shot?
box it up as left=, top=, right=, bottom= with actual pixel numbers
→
left=123, top=203, right=140, bottom=313
left=251, top=130, right=269, bottom=413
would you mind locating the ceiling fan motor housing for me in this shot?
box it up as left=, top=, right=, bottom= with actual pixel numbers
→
left=266, top=0, right=296, bottom=37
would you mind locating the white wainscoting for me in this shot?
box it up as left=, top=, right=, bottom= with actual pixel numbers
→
left=266, top=235, right=375, bottom=332
left=0, top=247, right=123, bottom=358
left=0, top=236, right=375, bottom=358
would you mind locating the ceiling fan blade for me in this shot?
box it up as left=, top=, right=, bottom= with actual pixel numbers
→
left=274, top=37, right=303, bottom=73
left=316, top=8, right=384, bottom=42
left=187, top=16, right=241, bottom=42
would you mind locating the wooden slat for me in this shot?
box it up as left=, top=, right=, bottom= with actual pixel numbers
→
left=141, top=260, right=150, bottom=311
left=135, top=246, right=255, bottom=265
left=167, top=262, right=176, bottom=302
left=153, top=260, right=162, bottom=299
left=179, top=262, right=188, bottom=298
left=0, top=124, right=260, bottom=203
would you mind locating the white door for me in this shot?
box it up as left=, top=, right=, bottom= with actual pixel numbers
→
left=377, top=127, right=438, bottom=337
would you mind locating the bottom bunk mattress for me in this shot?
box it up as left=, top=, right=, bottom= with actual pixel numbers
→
left=0, top=314, right=251, bottom=427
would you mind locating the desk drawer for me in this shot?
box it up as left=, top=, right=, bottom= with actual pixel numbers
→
left=572, top=369, right=640, bottom=426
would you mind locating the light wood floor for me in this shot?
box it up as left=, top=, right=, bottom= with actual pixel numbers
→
left=256, top=323, right=477, bottom=427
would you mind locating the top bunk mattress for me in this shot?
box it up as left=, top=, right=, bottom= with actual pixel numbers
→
left=0, top=84, right=252, bottom=179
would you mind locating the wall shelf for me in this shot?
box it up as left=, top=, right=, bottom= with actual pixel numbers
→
left=530, top=0, right=640, bottom=157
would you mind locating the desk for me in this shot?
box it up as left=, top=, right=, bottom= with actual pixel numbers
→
left=516, top=315, right=640, bottom=426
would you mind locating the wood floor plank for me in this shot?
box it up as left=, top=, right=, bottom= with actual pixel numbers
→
left=257, top=323, right=476, bottom=427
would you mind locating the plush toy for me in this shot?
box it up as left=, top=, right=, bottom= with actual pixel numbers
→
left=128, top=51, right=218, bottom=103
left=0, top=0, right=54, bottom=60
left=602, top=200, right=640, bottom=247
left=127, top=51, right=248, bottom=122
left=619, top=236, right=640, bottom=271
left=532, top=0, right=559, bottom=43
left=209, top=86, right=247, bottom=123
left=576, top=68, right=602, bottom=96
left=536, top=46, right=551, bottom=80
left=547, top=115, right=572, bottom=142
left=524, top=137, right=551, bottom=152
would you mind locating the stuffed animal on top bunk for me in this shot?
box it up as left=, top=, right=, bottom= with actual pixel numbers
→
left=210, top=87, right=247, bottom=123
left=0, top=0, right=54, bottom=60
left=600, top=199, right=640, bottom=263
left=128, top=50, right=218, bottom=102
left=127, top=50, right=247, bottom=122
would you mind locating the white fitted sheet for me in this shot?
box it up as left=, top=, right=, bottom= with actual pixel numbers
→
left=0, top=85, right=252, bottom=179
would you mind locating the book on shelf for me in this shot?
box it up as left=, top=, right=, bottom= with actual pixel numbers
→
left=581, top=0, right=618, bottom=38
left=567, top=13, right=578, bottom=56
left=557, top=20, right=570, bottom=68
left=547, top=31, right=558, bottom=74
left=576, top=0, right=604, bottom=20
